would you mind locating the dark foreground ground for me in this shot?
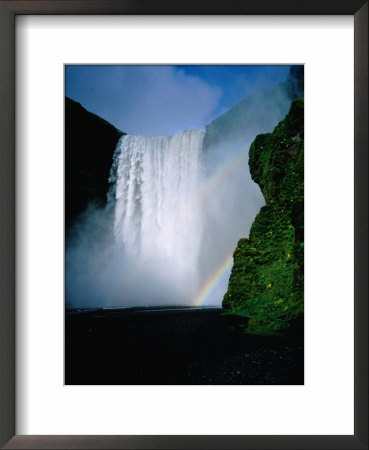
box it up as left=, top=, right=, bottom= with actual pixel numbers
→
left=65, top=306, right=303, bottom=385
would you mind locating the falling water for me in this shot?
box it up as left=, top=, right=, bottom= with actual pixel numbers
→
left=108, top=130, right=205, bottom=300
left=66, top=74, right=301, bottom=309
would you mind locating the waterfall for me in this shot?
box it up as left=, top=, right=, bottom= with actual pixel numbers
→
left=66, top=80, right=298, bottom=309
left=108, top=130, right=205, bottom=300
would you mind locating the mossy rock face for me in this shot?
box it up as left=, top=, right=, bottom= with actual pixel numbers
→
left=223, top=99, right=304, bottom=334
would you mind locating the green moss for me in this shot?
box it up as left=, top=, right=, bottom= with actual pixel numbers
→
left=223, top=99, right=304, bottom=334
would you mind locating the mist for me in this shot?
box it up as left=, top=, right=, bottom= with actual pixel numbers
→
left=66, top=77, right=296, bottom=310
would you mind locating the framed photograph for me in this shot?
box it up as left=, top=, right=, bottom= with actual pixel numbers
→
left=0, top=1, right=367, bottom=449
left=64, top=63, right=305, bottom=386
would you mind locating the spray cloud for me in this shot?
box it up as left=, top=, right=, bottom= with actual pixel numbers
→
left=66, top=80, right=295, bottom=309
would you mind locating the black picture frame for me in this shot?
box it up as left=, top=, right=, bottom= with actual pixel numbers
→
left=0, top=1, right=367, bottom=449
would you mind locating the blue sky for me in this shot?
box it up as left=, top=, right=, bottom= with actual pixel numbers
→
left=65, top=65, right=291, bottom=136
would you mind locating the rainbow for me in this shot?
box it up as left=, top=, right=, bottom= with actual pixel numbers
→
left=187, top=149, right=249, bottom=307
left=191, top=148, right=249, bottom=209
left=174, top=147, right=249, bottom=224
left=168, top=143, right=248, bottom=307
left=192, top=252, right=234, bottom=307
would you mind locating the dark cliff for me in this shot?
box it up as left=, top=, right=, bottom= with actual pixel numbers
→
left=65, top=97, right=124, bottom=228
left=223, top=99, right=304, bottom=334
